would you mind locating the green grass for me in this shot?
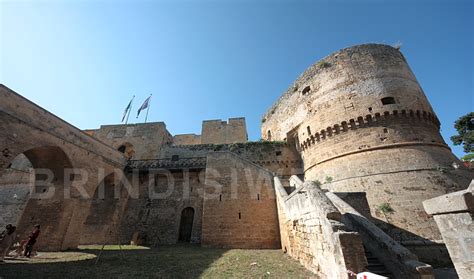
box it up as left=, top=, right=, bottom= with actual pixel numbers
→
left=78, top=245, right=150, bottom=250
left=0, top=244, right=316, bottom=278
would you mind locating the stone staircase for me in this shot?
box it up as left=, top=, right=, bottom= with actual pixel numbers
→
left=364, top=245, right=392, bottom=278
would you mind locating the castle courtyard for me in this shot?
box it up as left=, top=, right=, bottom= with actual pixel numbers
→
left=0, top=245, right=315, bottom=278
left=1, top=1, right=473, bottom=278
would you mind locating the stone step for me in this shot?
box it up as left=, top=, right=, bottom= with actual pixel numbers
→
left=364, top=245, right=392, bottom=278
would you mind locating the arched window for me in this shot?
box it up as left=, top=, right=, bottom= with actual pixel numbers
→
left=267, top=130, right=272, bottom=141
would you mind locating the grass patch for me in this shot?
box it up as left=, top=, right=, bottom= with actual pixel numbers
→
left=0, top=244, right=315, bottom=278
left=78, top=245, right=150, bottom=250
left=377, top=202, right=394, bottom=214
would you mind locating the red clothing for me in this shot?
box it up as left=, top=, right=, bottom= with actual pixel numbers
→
left=27, top=229, right=40, bottom=244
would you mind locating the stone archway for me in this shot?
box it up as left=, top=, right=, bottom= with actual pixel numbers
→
left=178, top=207, right=194, bottom=242
left=11, top=146, right=75, bottom=251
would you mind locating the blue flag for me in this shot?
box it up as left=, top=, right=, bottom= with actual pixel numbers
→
left=137, top=96, right=151, bottom=118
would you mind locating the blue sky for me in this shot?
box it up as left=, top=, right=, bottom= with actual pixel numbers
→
left=1, top=0, right=472, bottom=158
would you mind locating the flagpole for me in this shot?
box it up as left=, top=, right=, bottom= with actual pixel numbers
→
left=125, top=95, right=135, bottom=125
left=144, top=94, right=152, bottom=123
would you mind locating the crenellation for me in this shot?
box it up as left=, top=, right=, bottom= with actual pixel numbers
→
left=0, top=43, right=472, bottom=277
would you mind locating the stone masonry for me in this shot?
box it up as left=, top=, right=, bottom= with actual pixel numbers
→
left=1, top=43, right=473, bottom=277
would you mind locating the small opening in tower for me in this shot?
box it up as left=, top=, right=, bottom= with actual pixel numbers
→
left=302, top=86, right=311, bottom=95
left=117, top=145, right=126, bottom=153
left=257, top=194, right=260, bottom=200
left=307, top=126, right=311, bottom=135
left=383, top=128, right=388, bottom=133
left=275, top=151, right=282, bottom=156
left=219, top=195, right=222, bottom=201
left=238, top=212, right=241, bottom=219
left=267, top=130, right=272, bottom=141
left=381, top=97, right=396, bottom=105
left=368, top=107, right=373, bottom=112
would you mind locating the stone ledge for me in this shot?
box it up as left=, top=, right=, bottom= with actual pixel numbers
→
left=423, top=180, right=473, bottom=215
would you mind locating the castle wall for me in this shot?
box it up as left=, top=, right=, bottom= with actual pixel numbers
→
left=89, top=122, right=173, bottom=160
left=259, top=44, right=474, bottom=265
left=201, top=118, right=248, bottom=144
left=159, top=142, right=303, bottom=178
left=116, top=170, right=205, bottom=245
left=173, top=134, right=201, bottom=145
left=201, top=152, right=280, bottom=248
left=0, top=154, right=33, bottom=229
left=0, top=169, right=31, bottom=229
left=0, top=85, right=126, bottom=251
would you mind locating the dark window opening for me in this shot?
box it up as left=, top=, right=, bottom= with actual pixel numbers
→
left=381, top=97, right=396, bottom=105
left=267, top=130, right=272, bottom=141
left=117, top=145, right=126, bottom=153
left=368, top=107, right=373, bottom=112
left=219, top=195, right=222, bottom=201
left=307, top=126, right=311, bottom=135
left=7, top=163, right=12, bottom=168
left=275, top=151, right=282, bottom=156
left=190, top=187, right=193, bottom=193
left=302, top=86, right=311, bottom=95
left=383, top=128, right=388, bottom=133
left=238, top=212, right=241, bottom=219
left=257, top=194, right=260, bottom=200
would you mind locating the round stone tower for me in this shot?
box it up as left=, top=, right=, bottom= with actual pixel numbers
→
left=262, top=44, right=473, bottom=263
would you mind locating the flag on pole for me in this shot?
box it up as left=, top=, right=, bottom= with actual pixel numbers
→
left=121, top=96, right=134, bottom=122
left=137, top=96, right=151, bottom=118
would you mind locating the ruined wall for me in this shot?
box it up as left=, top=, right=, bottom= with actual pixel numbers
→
left=173, top=134, right=201, bottom=145
left=201, top=152, right=280, bottom=248
left=423, top=182, right=474, bottom=279
left=260, top=44, right=474, bottom=264
left=201, top=118, right=248, bottom=144
left=88, top=122, right=173, bottom=160
left=275, top=178, right=367, bottom=278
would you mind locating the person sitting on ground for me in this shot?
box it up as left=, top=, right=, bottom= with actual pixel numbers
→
left=24, top=224, right=40, bottom=258
left=0, top=224, right=16, bottom=262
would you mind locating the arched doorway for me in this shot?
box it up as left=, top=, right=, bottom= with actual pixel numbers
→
left=178, top=207, right=194, bottom=242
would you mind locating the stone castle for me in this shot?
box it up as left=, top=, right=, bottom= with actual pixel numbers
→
left=1, top=44, right=472, bottom=278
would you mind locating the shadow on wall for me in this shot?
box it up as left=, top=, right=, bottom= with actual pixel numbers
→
left=0, top=244, right=228, bottom=278
left=336, top=192, right=454, bottom=268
